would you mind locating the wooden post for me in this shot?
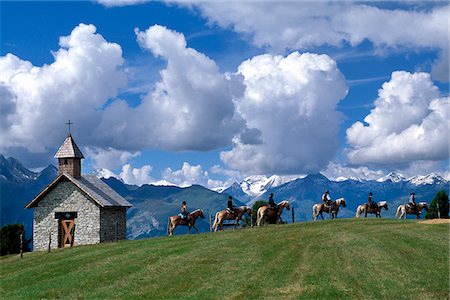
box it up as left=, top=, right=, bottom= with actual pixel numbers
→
left=48, top=232, right=51, bottom=253
left=291, top=207, right=295, bottom=224
left=405, top=201, right=407, bottom=220
left=166, top=217, right=170, bottom=236
left=20, top=233, right=23, bottom=259
left=115, top=221, right=119, bottom=242
left=437, top=203, right=441, bottom=219
left=209, top=213, right=213, bottom=232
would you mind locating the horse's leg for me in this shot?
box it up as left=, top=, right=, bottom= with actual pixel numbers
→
left=193, top=224, right=200, bottom=233
left=169, top=221, right=173, bottom=236
left=170, top=222, right=176, bottom=236
left=320, top=211, right=324, bottom=220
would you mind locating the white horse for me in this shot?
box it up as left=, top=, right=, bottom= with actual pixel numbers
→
left=312, top=198, right=346, bottom=221
left=396, top=202, right=428, bottom=219
left=356, top=201, right=388, bottom=218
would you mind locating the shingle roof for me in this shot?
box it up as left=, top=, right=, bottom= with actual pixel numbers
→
left=54, top=134, right=84, bottom=159
left=75, top=174, right=132, bottom=207
left=25, top=173, right=132, bottom=208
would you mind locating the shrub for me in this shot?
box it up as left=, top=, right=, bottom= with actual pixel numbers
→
left=426, top=190, right=449, bottom=219
left=0, top=224, right=30, bottom=256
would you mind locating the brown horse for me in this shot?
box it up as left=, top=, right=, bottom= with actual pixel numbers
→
left=256, top=200, right=291, bottom=226
left=396, top=202, right=428, bottom=219
left=212, top=206, right=252, bottom=232
left=356, top=201, right=388, bottom=218
left=312, top=198, right=346, bottom=221
left=168, top=209, right=205, bottom=236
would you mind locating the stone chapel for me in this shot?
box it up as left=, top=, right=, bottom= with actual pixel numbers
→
left=25, top=133, right=132, bottom=251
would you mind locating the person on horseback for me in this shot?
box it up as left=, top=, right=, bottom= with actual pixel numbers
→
left=322, top=191, right=332, bottom=208
left=268, top=193, right=277, bottom=211
left=408, top=192, right=418, bottom=214
left=180, top=201, right=190, bottom=224
left=227, top=195, right=237, bottom=216
left=367, top=192, right=378, bottom=210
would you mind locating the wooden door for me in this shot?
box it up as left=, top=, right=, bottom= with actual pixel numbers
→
left=59, top=218, right=75, bottom=248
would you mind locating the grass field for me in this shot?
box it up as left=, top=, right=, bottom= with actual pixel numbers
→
left=1, top=219, right=449, bottom=299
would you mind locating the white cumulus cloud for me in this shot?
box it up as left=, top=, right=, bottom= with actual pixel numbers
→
left=161, top=162, right=210, bottom=188
left=190, top=2, right=449, bottom=82
left=84, top=147, right=140, bottom=170
left=221, top=52, right=348, bottom=175
left=0, top=23, right=126, bottom=155
left=346, top=71, right=450, bottom=165
left=0, top=24, right=249, bottom=167
left=94, top=25, right=245, bottom=151
left=119, top=163, right=153, bottom=186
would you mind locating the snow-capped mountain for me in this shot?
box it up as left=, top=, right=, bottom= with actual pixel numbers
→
left=239, top=175, right=300, bottom=197
left=94, top=168, right=119, bottom=179
left=149, top=179, right=178, bottom=187
left=408, top=173, right=447, bottom=186
left=377, top=172, right=407, bottom=183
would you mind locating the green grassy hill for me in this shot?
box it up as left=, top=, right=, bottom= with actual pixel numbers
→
left=1, top=219, right=449, bottom=299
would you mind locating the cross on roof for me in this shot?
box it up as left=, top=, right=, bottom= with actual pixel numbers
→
left=66, top=120, right=73, bottom=134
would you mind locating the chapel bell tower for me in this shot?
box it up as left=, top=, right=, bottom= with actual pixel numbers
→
left=54, top=131, right=84, bottom=179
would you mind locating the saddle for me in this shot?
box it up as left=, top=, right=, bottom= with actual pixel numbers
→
left=406, top=203, right=417, bottom=211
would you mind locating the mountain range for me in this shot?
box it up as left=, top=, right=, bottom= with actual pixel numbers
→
left=1, top=155, right=448, bottom=241
left=228, top=172, right=448, bottom=221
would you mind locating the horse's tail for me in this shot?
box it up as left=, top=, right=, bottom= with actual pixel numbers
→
left=395, top=205, right=402, bottom=218
left=212, top=212, right=220, bottom=231
left=356, top=205, right=361, bottom=218
left=312, top=204, right=317, bottom=221
left=256, top=208, right=263, bottom=226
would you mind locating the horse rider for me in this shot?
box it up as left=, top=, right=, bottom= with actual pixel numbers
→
left=268, top=193, right=278, bottom=212
left=180, top=200, right=191, bottom=224
left=227, top=195, right=238, bottom=216
left=322, top=190, right=332, bottom=208
left=408, top=192, right=418, bottom=213
left=364, top=192, right=378, bottom=218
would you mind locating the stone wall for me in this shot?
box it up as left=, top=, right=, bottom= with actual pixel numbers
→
left=100, top=207, right=127, bottom=242
left=33, top=181, right=100, bottom=251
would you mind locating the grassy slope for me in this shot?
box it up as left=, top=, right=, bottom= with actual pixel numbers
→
left=1, top=219, right=449, bottom=299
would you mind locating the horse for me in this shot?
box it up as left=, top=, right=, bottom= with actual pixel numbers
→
left=168, top=209, right=205, bottom=236
left=312, top=198, right=346, bottom=221
left=396, top=202, right=428, bottom=219
left=356, top=201, right=388, bottom=218
left=212, top=206, right=252, bottom=232
left=256, top=200, right=291, bottom=226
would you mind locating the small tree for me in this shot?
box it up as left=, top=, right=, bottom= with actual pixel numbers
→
left=0, top=224, right=31, bottom=256
left=426, top=190, right=449, bottom=219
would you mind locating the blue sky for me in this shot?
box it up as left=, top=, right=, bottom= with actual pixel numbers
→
left=1, top=1, right=449, bottom=187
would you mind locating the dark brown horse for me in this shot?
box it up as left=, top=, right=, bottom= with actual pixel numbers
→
left=312, top=198, right=346, bottom=221
left=256, top=200, right=291, bottom=226
left=168, top=209, right=205, bottom=236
